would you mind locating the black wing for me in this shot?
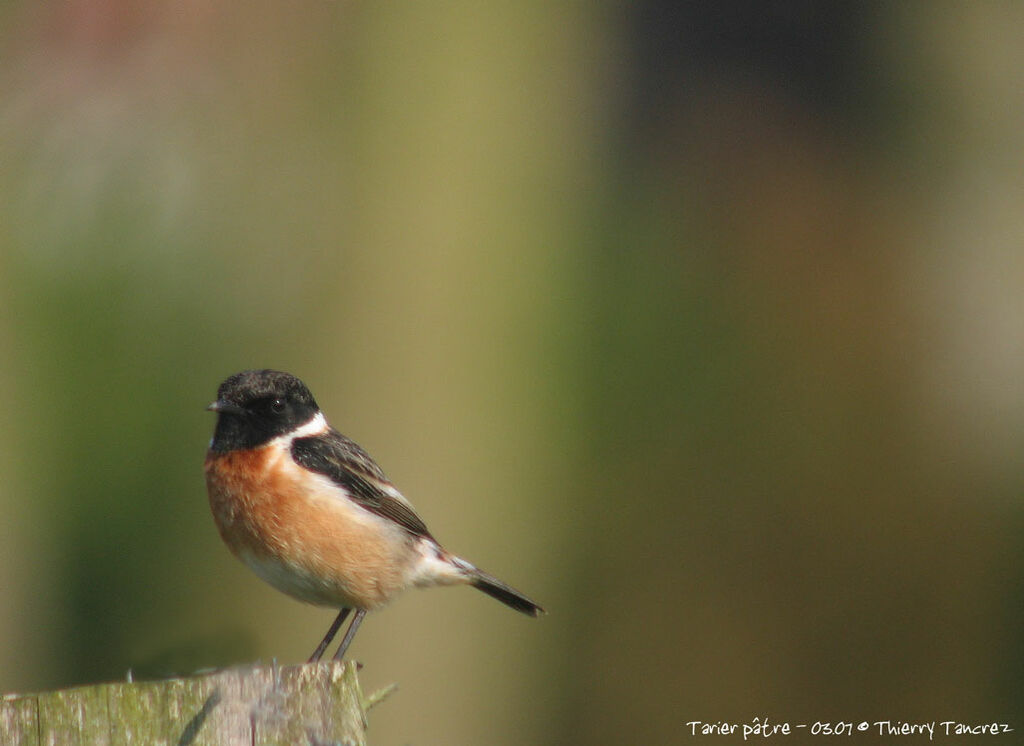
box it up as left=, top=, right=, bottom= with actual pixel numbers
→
left=291, top=430, right=434, bottom=541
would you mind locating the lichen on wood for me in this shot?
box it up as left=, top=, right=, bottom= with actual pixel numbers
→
left=0, top=661, right=391, bottom=746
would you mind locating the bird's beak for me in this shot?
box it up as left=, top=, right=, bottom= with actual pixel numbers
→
left=207, top=400, right=247, bottom=416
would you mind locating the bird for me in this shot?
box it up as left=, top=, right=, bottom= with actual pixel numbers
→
left=204, top=369, right=543, bottom=662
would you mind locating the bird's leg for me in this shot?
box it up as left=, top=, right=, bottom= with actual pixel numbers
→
left=332, top=609, right=367, bottom=661
left=308, top=608, right=351, bottom=663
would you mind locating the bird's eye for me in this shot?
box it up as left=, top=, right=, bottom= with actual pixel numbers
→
left=270, top=399, right=286, bottom=413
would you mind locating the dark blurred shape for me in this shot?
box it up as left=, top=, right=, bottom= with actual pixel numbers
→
left=625, top=1, right=876, bottom=147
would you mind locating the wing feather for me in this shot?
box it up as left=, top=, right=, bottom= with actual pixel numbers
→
left=291, top=431, right=434, bottom=541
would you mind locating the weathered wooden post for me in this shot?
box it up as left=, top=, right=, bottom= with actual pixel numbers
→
left=1, top=661, right=393, bottom=746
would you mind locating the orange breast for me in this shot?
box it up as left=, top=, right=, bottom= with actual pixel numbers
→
left=204, top=445, right=415, bottom=610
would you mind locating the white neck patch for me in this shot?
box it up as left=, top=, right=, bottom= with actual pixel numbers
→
left=269, top=411, right=329, bottom=448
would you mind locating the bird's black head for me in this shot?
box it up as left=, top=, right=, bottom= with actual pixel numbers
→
left=207, top=369, right=321, bottom=453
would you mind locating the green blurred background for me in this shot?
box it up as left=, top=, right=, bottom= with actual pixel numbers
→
left=2, top=2, right=1023, bottom=744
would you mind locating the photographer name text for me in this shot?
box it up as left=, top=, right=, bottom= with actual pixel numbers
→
left=686, top=718, right=1013, bottom=740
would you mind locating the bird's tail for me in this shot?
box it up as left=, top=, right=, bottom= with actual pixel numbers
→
left=448, top=555, right=544, bottom=616
left=469, top=568, right=544, bottom=617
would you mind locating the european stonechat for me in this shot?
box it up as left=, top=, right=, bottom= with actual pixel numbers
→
left=204, top=369, right=543, bottom=662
